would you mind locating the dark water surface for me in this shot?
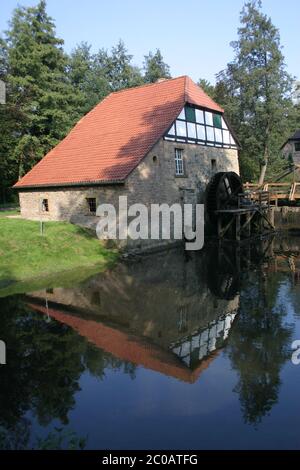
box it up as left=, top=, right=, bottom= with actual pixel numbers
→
left=1, top=235, right=300, bottom=450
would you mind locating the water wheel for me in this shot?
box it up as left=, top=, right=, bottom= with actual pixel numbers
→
left=206, top=171, right=243, bottom=223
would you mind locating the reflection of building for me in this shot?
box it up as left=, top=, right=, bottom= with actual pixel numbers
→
left=170, top=311, right=237, bottom=368
left=28, top=248, right=240, bottom=383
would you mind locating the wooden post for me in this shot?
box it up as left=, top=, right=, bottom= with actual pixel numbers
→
left=236, top=214, right=241, bottom=241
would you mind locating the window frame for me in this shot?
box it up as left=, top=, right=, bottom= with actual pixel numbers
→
left=86, top=197, right=97, bottom=215
left=174, top=148, right=185, bottom=177
left=41, top=199, right=49, bottom=212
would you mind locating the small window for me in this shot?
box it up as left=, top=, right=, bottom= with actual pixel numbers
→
left=87, top=198, right=97, bottom=214
left=187, top=122, right=196, bottom=139
left=196, top=124, right=206, bottom=140
left=206, top=127, right=215, bottom=141
left=175, top=149, right=184, bottom=176
left=211, top=159, right=216, bottom=171
left=185, top=105, right=196, bottom=122
left=215, top=128, right=223, bottom=143
left=42, top=199, right=49, bottom=212
left=195, top=109, right=205, bottom=124
left=176, top=120, right=187, bottom=137
left=177, top=108, right=185, bottom=120
left=213, top=113, right=222, bottom=129
left=167, top=123, right=176, bottom=136
left=205, top=111, right=213, bottom=126
left=153, top=155, right=158, bottom=163
left=295, top=142, right=300, bottom=152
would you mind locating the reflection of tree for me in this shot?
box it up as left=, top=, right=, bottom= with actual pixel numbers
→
left=0, top=295, right=136, bottom=448
left=227, top=270, right=293, bottom=425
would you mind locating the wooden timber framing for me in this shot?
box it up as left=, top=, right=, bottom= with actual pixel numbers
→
left=215, top=192, right=275, bottom=242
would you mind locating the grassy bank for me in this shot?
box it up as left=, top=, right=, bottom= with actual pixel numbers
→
left=0, top=212, right=118, bottom=294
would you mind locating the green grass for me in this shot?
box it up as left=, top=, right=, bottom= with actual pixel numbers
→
left=0, top=214, right=118, bottom=295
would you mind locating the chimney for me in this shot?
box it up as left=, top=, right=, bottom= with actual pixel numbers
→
left=156, top=78, right=168, bottom=83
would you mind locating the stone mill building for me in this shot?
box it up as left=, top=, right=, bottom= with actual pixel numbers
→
left=14, top=76, right=240, bottom=247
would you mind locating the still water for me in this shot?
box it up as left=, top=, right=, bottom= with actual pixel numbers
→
left=1, top=235, right=300, bottom=450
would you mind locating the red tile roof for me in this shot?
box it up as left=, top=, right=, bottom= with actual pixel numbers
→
left=14, top=76, right=224, bottom=189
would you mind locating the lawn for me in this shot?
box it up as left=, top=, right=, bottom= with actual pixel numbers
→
left=0, top=213, right=118, bottom=293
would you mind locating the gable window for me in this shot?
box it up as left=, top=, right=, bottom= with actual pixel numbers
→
left=175, top=148, right=184, bottom=176
left=295, top=142, right=300, bottom=152
left=164, top=105, right=237, bottom=149
left=185, top=106, right=196, bottom=123
left=87, top=197, right=97, bottom=214
left=42, top=199, right=49, bottom=212
left=213, top=114, right=222, bottom=129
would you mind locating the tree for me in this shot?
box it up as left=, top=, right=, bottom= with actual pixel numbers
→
left=217, top=0, right=295, bottom=183
left=94, top=40, right=143, bottom=92
left=67, top=42, right=110, bottom=114
left=197, top=79, right=216, bottom=99
left=143, top=49, right=171, bottom=83
left=1, top=0, right=83, bottom=185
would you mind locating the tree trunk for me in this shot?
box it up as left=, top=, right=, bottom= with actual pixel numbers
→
left=258, top=158, right=268, bottom=185
left=258, top=122, right=270, bottom=185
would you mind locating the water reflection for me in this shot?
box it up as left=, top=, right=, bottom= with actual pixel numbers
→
left=27, top=246, right=240, bottom=383
left=0, top=236, right=300, bottom=448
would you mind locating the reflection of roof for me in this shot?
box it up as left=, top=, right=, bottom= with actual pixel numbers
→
left=14, top=76, right=223, bottom=189
left=28, top=302, right=220, bottom=384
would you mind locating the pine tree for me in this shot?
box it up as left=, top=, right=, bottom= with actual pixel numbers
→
left=68, top=42, right=110, bottom=114
left=197, top=79, right=216, bottom=99
left=94, top=40, right=143, bottom=92
left=143, top=49, right=171, bottom=83
left=1, top=0, right=82, bottom=182
left=217, top=0, right=295, bottom=182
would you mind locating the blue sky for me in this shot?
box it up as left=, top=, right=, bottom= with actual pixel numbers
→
left=1, top=0, right=299, bottom=83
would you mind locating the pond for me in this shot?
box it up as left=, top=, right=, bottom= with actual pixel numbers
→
left=1, top=235, right=300, bottom=450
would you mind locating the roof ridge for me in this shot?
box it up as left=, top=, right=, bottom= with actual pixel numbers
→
left=109, top=75, right=188, bottom=96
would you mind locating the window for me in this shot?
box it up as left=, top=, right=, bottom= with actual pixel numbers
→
left=213, top=113, right=222, bottom=129
left=295, top=142, right=300, bottom=152
left=176, top=120, right=187, bottom=137
left=196, top=109, right=205, bottom=124
left=196, top=124, right=206, bottom=140
left=168, top=123, right=176, bottom=135
left=185, top=105, right=196, bottom=122
left=87, top=198, right=97, bottom=214
left=206, top=126, right=215, bottom=141
left=214, top=128, right=223, bottom=143
left=205, top=111, right=213, bottom=126
left=211, top=159, right=216, bottom=171
left=42, top=199, right=49, bottom=212
left=164, top=105, right=237, bottom=148
left=175, top=149, right=184, bottom=176
left=187, top=122, right=196, bottom=139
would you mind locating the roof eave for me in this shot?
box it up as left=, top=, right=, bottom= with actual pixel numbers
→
left=13, top=178, right=126, bottom=190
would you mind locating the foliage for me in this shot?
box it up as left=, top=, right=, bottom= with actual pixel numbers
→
left=0, top=295, right=136, bottom=449
left=214, top=0, right=298, bottom=182
left=0, top=0, right=83, bottom=193
left=143, top=49, right=171, bottom=83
